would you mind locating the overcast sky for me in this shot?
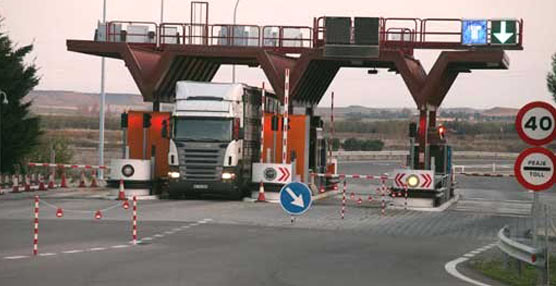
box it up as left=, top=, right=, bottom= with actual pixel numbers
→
left=1, top=0, right=556, bottom=109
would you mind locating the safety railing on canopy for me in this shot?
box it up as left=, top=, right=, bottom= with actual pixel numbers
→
left=99, top=17, right=523, bottom=52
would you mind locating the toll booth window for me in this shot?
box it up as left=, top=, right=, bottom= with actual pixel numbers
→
left=174, top=118, right=232, bottom=142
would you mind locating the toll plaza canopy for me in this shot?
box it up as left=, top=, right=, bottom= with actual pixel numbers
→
left=67, top=14, right=523, bottom=109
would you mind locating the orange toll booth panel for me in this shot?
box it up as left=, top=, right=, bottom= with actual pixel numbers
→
left=126, top=111, right=171, bottom=178
left=261, top=114, right=309, bottom=182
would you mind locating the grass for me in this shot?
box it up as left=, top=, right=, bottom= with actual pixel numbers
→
left=470, top=250, right=556, bottom=286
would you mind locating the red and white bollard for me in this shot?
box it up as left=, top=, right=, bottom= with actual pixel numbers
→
left=132, top=196, right=137, bottom=245
left=340, top=180, right=346, bottom=219
left=78, top=170, right=86, bottom=188
left=38, top=174, right=47, bottom=191
left=381, top=180, right=386, bottom=217
left=33, top=196, right=39, bottom=256
left=404, top=185, right=408, bottom=210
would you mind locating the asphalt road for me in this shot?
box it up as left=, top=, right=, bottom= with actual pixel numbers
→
left=0, top=159, right=541, bottom=286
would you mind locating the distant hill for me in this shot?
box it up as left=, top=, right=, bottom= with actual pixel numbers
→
left=27, top=89, right=518, bottom=119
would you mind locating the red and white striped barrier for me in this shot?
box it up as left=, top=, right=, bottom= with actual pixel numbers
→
left=340, top=180, right=346, bottom=219
left=32, top=195, right=131, bottom=255
left=33, top=196, right=39, bottom=256
left=311, top=173, right=392, bottom=180
left=27, top=163, right=109, bottom=169
left=458, top=172, right=515, bottom=177
left=282, top=68, right=289, bottom=164
left=132, top=196, right=137, bottom=245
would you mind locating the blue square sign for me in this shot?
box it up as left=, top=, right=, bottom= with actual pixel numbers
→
left=462, top=20, right=487, bottom=45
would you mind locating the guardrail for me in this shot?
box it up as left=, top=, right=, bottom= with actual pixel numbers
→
left=497, top=225, right=545, bottom=267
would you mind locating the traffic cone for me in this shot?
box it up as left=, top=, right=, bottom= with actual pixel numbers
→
left=78, top=170, right=86, bottom=188
left=11, top=175, right=20, bottom=193
left=24, top=174, right=31, bottom=192
left=256, top=181, right=266, bottom=202
left=60, top=171, right=68, bottom=188
left=94, top=210, right=102, bottom=220
left=90, top=170, right=98, bottom=188
left=56, top=208, right=63, bottom=218
left=357, top=197, right=363, bottom=205
left=117, top=179, right=127, bottom=200
left=47, top=172, right=55, bottom=189
left=319, top=184, right=325, bottom=194
left=38, top=175, right=47, bottom=191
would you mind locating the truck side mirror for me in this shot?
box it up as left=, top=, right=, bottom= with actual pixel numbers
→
left=162, top=120, right=168, bottom=138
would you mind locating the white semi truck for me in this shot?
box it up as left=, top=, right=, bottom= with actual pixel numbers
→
left=165, top=81, right=279, bottom=199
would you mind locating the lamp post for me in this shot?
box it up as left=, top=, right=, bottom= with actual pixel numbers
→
left=98, top=0, right=107, bottom=179
left=0, top=90, right=8, bottom=175
left=232, top=0, right=240, bottom=83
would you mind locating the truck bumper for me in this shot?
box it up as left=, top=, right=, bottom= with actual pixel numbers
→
left=168, top=179, right=242, bottom=198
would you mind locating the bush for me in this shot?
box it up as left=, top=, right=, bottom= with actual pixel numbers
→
left=342, top=138, right=384, bottom=151
left=27, top=135, right=74, bottom=164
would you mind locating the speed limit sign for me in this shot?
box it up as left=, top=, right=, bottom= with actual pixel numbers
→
left=515, top=101, right=556, bottom=146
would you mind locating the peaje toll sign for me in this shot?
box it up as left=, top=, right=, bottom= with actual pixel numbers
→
left=515, top=101, right=556, bottom=146
left=514, top=147, right=556, bottom=191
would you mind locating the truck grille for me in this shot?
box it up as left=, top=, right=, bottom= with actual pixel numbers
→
left=177, top=143, right=226, bottom=181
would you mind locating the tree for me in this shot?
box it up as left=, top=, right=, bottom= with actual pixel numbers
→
left=548, top=53, right=556, bottom=103
left=0, top=19, right=41, bottom=173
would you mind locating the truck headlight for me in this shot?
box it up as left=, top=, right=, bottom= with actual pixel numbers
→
left=168, top=171, right=180, bottom=179
left=221, top=172, right=235, bottom=180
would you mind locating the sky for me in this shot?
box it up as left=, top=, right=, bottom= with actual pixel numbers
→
left=1, top=0, right=556, bottom=109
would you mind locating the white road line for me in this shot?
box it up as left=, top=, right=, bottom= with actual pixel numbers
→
left=181, top=226, right=190, bottom=229
left=62, top=249, right=84, bottom=254
left=172, top=228, right=181, bottom=232
left=190, top=223, right=199, bottom=227
left=3, top=255, right=29, bottom=260
left=142, top=237, right=153, bottom=241
left=39, top=253, right=57, bottom=257
left=88, top=247, right=106, bottom=252
left=164, top=231, right=174, bottom=235
left=198, top=221, right=207, bottom=224
left=110, top=245, right=129, bottom=249
left=154, top=234, right=164, bottom=238
left=445, top=257, right=491, bottom=286
left=445, top=243, right=495, bottom=286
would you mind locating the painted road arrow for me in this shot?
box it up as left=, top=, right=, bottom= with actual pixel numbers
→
left=492, top=20, right=516, bottom=45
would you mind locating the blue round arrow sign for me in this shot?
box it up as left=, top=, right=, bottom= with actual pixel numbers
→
left=279, top=182, right=312, bottom=215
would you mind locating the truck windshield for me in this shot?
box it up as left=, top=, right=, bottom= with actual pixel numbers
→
left=174, top=118, right=232, bottom=142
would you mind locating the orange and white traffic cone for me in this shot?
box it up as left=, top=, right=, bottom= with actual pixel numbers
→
left=38, top=174, right=47, bottom=191
left=117, top=179, right=127, bottom=200
left=90, top=170, right=98, bottom=188
left=47, top=172, right=55, bottom=189
left=256, top=181, right=266, bottom=202
left=78, top=170, right=86, bottom=188
left=60, top=171, right=68, bottom=188
left=11, top=175, right=20, bottom=193
left=24, top=174, right=31, bottom=192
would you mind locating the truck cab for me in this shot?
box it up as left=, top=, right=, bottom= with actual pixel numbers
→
left=166, top=81, right=277, bottom=198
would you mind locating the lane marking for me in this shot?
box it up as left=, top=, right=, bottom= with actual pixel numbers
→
left=445, top=243, right=495, bottom=286
left=39, top=253, right=57, bottom=257
left=62, top=249, right=84, bottom=254
left=172, top=228, right=181, bottom=232
left=3, top=255, right=29, bottom=260
left=111, top=245, right=129, bottom=249
left=88, top=247, right=106, bottom=252
left=142, top=237, right=153, bottom=241
left=164, top=231, right=174, bottom=235
left=154, top=234, right=164, bottom=238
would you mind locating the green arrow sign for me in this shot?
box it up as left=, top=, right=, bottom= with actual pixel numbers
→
left=491, top=20, right=517, bottom=45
